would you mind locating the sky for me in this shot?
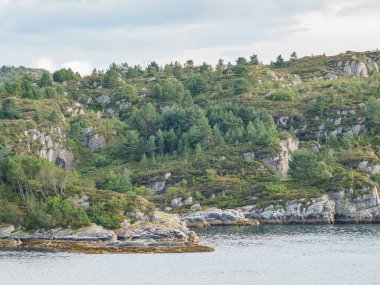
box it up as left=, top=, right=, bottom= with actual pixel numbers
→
left=0, top=0, right=379, bottom=75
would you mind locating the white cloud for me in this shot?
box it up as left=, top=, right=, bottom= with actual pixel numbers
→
left=32, top=57, right=94, bottom=75
left=0, top=0, right=10, bottom=6
left=61, top=60, right=94, bottom=75
left=1, top=0, right=379, bottom=70
left=32, top=57, right=57, bottom=71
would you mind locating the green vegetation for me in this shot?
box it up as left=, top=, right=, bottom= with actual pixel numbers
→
left=0, top=50, right=380, bottom=228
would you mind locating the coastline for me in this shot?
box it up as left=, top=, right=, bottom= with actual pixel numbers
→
left=0, top=239, right=214, bottom=254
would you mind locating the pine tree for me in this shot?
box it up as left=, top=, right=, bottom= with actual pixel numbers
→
left=157, top=129, right=165, bottom=155
left=250, top=54, right=259, bottom=65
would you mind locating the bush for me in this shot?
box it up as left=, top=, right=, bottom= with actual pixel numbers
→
left=233, top=78, right=250, bottom=95
left=185, top=76, right=208, bottom=95
left=53, top=68, right=79, bottom=82
left=267, top=89, right=296, bottom=101
left=88, top=199, right=125, bottom=229
left=289, top=150, right=332, bottom=186
left=0, top=199, right=23, bottom=225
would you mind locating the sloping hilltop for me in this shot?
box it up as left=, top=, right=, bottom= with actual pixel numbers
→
left=1, top=50, right=380, bottom=243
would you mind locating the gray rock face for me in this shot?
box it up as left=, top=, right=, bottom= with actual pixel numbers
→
left=1, top=212, right=200, bottom=244
left=152, top=173, right=171, bottom=195
left=261, top=137, right=299, bottom=176
left=114, top=211, right=199, bottom=243
left=245, top=196, right=335, bottom=224
left=4, top=224, right=117, bottom=242
left=190, top=204, right=202, bottom=211
left=330, top=187, right=380, bottom=221
left=244, top=187, right=380, bottom=223
left=83, top=128, right=106, bottom=151
left=292, top=74, right=302, bottom=84
left=181, top=208, right=259, bottom=227
left=242, top=152, right=255, bottom=160
left=342, top=59, right=379, bottom=77
left=171, top=197, right=183, bottom=208
left=24, top=128, right=74, bottom=169
left=267, top=71, right=278, bottom=81
left=95, top=94, right=111, bottom=105
left=357, top=161, right=380, bottom=175
left=0, top=225, right=16, bottom=238
left=117, top=100, right=132, bottom=111
left=169, top=196, right=193, bottom=209
left=66, top=102, right=85, bottom=118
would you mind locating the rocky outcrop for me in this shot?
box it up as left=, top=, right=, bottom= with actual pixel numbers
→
left=152, top=173, right=172, bottom=195
left=66, top=102, right=85, bottom=118
left=181, top=187, right=380, bottom=225
left=170, top=197, right=193, bottom=208
left=244, top=187, right=380, bottom=224
left=115, top=211, right=199, bottom=243
left=260, top=137, right=299, bottom=176
left=357, top=161, right=380, bottom=175
left=330, top=187, right=380, bottom=222
left=0, top=211, right=211, bottom=254
left=244, top=196, right=335, bottom=224
left=95, top=94, right=111, bottom=105
left=181, top=208, right=260, bottom=227
left=24, top=128, right=74, bottom=169
left=83, top=127, right=106, bottom=151
left=340, top=57, right=379, bottom=77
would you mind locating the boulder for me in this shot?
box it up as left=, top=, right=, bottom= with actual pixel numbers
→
left=190, top=204, right=202, bottom=211
left=0, top=225, right=15, bottom=238
left=171, top=197, right=183, bottom=208
left=242, top=152, right=255, bottom=160
left=152, top=173, right=172, bottom=195
left=83, top=128, right=106, bottom=151
left=95, top=94, right=111, bottom=104
left=183, top=197, right=193, bottom=206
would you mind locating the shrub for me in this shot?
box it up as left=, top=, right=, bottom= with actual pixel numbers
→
left=268, top=89, right=296, bottom=101
left=289, top=150, right=332, bottom=186
left=233, top=78, right=250, bottom=95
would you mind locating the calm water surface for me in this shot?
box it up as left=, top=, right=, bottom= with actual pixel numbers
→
left=1, top=224, right=379, bottom=285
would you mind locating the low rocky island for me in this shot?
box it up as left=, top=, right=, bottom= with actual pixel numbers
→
left=0, top=212, right=213, bottom=254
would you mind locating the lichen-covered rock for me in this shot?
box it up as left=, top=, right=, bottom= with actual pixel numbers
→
left=181, top=208, right=260, bottom=227
left=24, top=128, right=74, bottom=169
left=330, top=187, right=380, bottom=222
left=357, top=161, right=380, bottom=175
left=261, top=137, right=299, bottom=176
left=171, top=197, right=183, bottom=208
left=190, top=204, right=202, bottom=211
left=0, top=225, right=16, bottom=238
left=341, top=58, right=379, bottom=77
left=152, top=173, right=171, bottom=195
left=242, top=152, right=255, bottom=160
left=243, top=187, right=380, bottom=224
left=66, top=102, right=85, bottom=117
left=83, top=127, right=106, bottom=151
left=245, top=196, right=335, bottom=224
left=95, top=94, right=111, bottom=104
left=114, top=211, right=200, bottom=243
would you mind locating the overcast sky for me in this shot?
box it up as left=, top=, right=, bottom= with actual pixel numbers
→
left=0, top=0, right=379, bottom=75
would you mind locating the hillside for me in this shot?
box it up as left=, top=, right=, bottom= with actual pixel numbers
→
left=1, top=50, right=380, bottom=228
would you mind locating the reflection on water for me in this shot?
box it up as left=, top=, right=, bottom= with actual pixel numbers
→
left=1, top=224, right=380, bottom=285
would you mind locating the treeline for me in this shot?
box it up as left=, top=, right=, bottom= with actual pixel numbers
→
left=68, top=102, right=280, bottom=163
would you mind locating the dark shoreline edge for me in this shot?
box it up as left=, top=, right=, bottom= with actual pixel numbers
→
left=186, top=219, right=380, bottom=228
left=0, top=240, right=214, bottom=254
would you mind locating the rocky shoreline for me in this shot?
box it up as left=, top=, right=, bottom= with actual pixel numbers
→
left=0, top=211, right=214, bottom=254
left=181, top=187, right=380, bottom=227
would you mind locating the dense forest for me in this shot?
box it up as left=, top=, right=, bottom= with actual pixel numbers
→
left=1, top=50, right=380, bottom=229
